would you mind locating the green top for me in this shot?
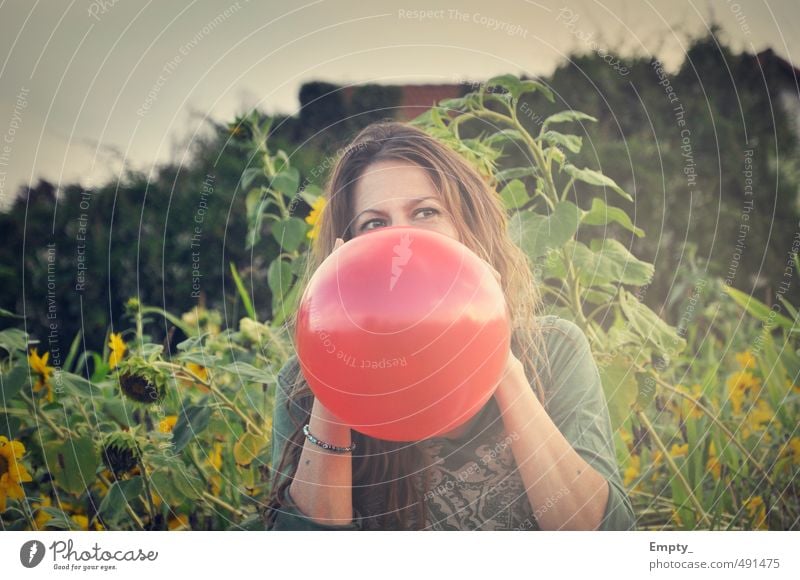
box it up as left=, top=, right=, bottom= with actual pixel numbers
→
left=266, top=314, right=636, bottom=531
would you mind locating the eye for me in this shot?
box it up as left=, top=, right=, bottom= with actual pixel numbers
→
left=360, top=218, right=386, bottom=231
left=414, top=207, right=440, bottom=219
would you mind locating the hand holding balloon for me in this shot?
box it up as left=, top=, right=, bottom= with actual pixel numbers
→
left=295, top=226, right=512, bottom=442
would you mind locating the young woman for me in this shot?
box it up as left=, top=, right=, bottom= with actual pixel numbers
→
left=263, top=121, right=635, bottom=531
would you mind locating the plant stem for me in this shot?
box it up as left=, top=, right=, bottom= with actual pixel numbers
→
left=635, top=408, right=712, bottom=528
left=642, top=368, right=778, bottom=490
left=97, top=472, right=145, bottom=530
left=21, top=393, right=70, bottom=439
left=155, top=362, right=264, bottom=438
left=137, top=459, right=157, bottom=529
left=201, top=491, right=245, bottom=518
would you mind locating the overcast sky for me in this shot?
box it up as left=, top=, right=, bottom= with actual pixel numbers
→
left=0, top=0, right=797, bottom=206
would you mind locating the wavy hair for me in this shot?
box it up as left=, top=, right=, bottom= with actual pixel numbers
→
left=265, top=121, right=549, bottom=530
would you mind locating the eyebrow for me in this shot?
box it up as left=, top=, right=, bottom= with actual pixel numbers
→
left=353, top=196, right=441, bottom=224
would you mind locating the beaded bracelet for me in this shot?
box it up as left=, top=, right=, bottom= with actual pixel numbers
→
left=303, top=423, right=357, bottom=453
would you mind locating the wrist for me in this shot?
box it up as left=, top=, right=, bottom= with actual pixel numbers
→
left=494, top=359, right=531, bottom=411
left=309, top=397, right=352, bottom=445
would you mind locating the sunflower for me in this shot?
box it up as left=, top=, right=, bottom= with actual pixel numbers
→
left=304, top=196, right=326, bottom=240
left=101, top=431, right=142, bottom=478
left=623, top=454, right=640, bottom=488
left=158, top=415, right=178, bottom=433
left=168, top=513, right=190, bottom=531
left=789, top=437, right=800, bottom=465
left=735, top=350, right=757, bottom=370
left=742, top=399, right=773, bottom=442
left=28, top=348, right=55, bottom=402
left=669, top=443, right=688, bottom=458
left=743, top=495, right=768, bottom=530
left=0, top=435, right=33, bottom=512
left=108, top=332, right=127, bottom=369
left=114, top=356, right=167, bottom=405
left=32, top=496, right=52, bottom=530
left=726, top=370, right=760, bottom=415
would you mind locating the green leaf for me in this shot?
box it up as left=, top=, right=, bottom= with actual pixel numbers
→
left=271, top=218, right=307, bottom=252
left=0, top=328, right=28, bottom=353
left=270, top=168, right=300, bottom=196
left=509, top=201, right=581, bottom=260
left=268, top=259, right=293, bottom=304
left=102, top=399, right=134, bottom=428
left=635, top=371, right=658, bottom=409
left=494, top=166, right=538, bottom=182
left=298, top=184, right=323, bottom=206
left=1, top=364, right=29, bottom=403
left=175, top=351, right=221, bottom=368
left=171, top=402, right=213, bottom=452
left=499, top=179, right=530, bottom=210
left=723, top=286, right=795, bottom=331
left=582, top=197, right=645, bottom=237
left=570, top=238, right=654, bottom=286
left=98, top=477, right=143, bottom=523
left=41, top=507, right=83, bottom=530
left=219, top=361, right=273, bottom=384
left=62, top=330, right=83, bottom=374
left=542, top=110, right=597, bottom=132
left=539, top=130, right=582, bottom=154
left=438, top=94, right=480, bottom=111
left=546, top=146, right=566, bottom=168
left=486, top=74, right=554, bottom=103
left=272, top=281, right=301, bottom=327
left=46, top=436, right=99, bottom=495
left=234, top=431, right=268, bottom=467
left=229, top=262, right=256, bottom=320
left=484, top=129, right=527, bottom=149
left=0, top=413, right=21, bottom=439
left=584, top=285, right=617, bottom=306
left=563, top=164, right=633, bottom=202
left=239, top=167, right=262, bottom=190
left=597, top=352, right=637, bottom=429
left=58, top=372, right=100, bottom=397
left=619, top=288, right=686, bottom=357
left=259, top=116, right=274, bottom=137
left=150, top=468, right=201, bottom=505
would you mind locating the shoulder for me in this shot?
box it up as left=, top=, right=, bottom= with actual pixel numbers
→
left=276, top=354, right=301, bottom=391
left=535, top=314, right=590, bottom=349
left=531, top=314, right=600, bottom=412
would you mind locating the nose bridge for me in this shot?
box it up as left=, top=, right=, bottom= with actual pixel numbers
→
left=388, top=201, right=412, bottom=227
left=392, top=211, right=412, bottom=227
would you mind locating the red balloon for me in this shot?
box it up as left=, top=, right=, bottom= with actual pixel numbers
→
left=294, top=226, right=510, bottom=442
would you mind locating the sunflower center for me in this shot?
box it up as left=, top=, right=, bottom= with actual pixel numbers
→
left=0, top=454, right=8, bottom=476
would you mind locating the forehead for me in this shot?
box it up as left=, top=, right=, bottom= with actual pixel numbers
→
left=352, top=160, right=441, bottom=212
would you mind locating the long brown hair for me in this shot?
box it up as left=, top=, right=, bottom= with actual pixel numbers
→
left=265, top=121, right=549, bottom=530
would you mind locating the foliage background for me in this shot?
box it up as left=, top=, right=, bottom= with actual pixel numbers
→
left=0, top=33, right=798, bottom=530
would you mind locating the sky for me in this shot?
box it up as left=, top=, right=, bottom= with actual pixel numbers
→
left=0, top=0, right=797, bottom=207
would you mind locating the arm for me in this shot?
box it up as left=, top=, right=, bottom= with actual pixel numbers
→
left=494, top=317, right=636, bottom=531
left=268, top=356, right=360, bottom=530
left=288, top=395, right=355, bottom=526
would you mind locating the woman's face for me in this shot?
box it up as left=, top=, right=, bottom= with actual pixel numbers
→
left=349, top=160, right=459, bottom=241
